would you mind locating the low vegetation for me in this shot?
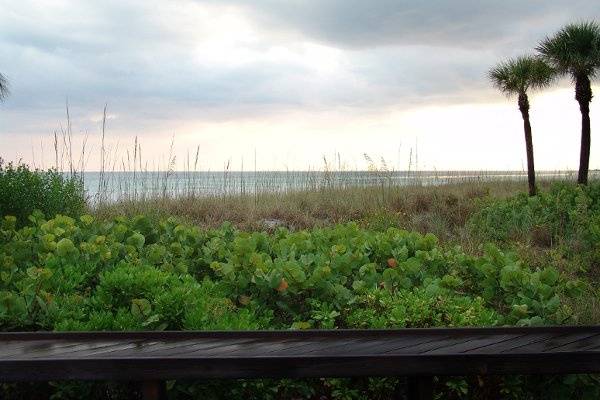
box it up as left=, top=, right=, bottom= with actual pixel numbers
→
left=471, top=182, right=600, bottom=267
left=2, top=163, right=600, bottom=398
left=0, top=211, right=589, bottom=398
left=0, top=159, right=85, bottom=227
left=1, top=213, right=580, bottom=331
left=93, top=180, right=535, bottom=237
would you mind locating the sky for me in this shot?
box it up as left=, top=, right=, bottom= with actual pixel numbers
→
left=0, top=0, right=599, bottom=171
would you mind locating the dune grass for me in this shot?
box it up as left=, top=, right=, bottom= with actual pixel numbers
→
left=93, top=179, right=548, bottom=240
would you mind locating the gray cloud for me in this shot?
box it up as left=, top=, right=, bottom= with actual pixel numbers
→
left=0, top=0, right=598, bottom=139
left=220, top=0, right=598, bottom=49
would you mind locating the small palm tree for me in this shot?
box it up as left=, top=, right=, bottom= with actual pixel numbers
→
left=0, top=73, right=8, bottom=102
left=538, top=21, right=600, bottom=185
left=489, top=56, right=555, bottom=196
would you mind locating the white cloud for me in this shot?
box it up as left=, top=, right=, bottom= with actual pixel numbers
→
left=1, top=0, right=599, bottom=171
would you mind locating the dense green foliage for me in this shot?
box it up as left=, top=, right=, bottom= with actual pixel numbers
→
left=469, top=182, right=600, bottom=269
left=489, top=56, right=555, bottom=95
left=0, top=214, right=580, bottom=331
left=0, top=211, right=589, bottom=398
left=0, top=160, right=85, bottom=227
left=537, top=21, right=600, bottom=78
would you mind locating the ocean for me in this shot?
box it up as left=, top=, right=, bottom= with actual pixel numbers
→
left=79, top=170, right=581, bottom=203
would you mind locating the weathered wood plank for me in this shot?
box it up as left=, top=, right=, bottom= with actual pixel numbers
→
left=504, top=332, right=600, bottom=353
left=424, top=334, right=524, bottom=354
left=1, top=326, right=599, bottom=382
left=1, top=353, right=600, bottom=381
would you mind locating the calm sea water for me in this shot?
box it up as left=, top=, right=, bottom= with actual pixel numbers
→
left=80, top=170, right=581, bottom=202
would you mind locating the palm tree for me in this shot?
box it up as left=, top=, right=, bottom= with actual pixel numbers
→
left=489, top=56, right=555, bottom=196
left=0, top=73, right=8, bottom=102
left=537, top=21, right=600, bottom=185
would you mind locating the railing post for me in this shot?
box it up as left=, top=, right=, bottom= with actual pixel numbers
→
left=141, top=380, right=167, bottom=400
left=407, top=376, right=434, bottom=400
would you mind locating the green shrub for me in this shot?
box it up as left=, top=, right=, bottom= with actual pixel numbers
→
left=468, top=182, right=600, bottom=269
left=0, top=213, right=587, bottom=399
left=0, top=160, right=85, bottom=227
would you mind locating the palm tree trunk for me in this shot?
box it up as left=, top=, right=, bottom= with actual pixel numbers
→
left=519, top=92, right=536, bottom=196
left=575, top=75, right=592, bottom=185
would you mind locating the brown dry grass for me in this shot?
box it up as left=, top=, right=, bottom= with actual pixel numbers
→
left=92, top=180, right=551, bottom=236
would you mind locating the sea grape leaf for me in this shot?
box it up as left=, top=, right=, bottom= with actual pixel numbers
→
left=131, top=298, right=151, bottom=318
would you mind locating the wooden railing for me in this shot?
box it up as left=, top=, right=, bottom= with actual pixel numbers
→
left=1, top=326, right=600, bottom=399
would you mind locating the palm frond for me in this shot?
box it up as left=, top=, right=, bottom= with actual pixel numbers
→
left=537, top=21, right=600, bottom=78
left=489, top=56, right=555, bottom=96
left=527, top=57, right=556, bottom=90
left=0, top=73, right=9, bottom=101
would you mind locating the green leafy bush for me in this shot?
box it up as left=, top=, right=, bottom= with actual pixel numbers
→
left=0, top=160, right=85, bottom=227
left=469, top=182, right=600, bottom=269
left=0, top=213, right=586, bottom=399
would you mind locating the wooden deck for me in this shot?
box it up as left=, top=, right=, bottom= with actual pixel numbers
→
left=1, top=326, right=600, bottom=399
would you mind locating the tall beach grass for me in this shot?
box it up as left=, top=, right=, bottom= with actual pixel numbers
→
left=28, top=105, right=594, bottom=224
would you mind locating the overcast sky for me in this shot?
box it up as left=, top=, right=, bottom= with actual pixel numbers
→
left=1, top=0, right=599, bottom=171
